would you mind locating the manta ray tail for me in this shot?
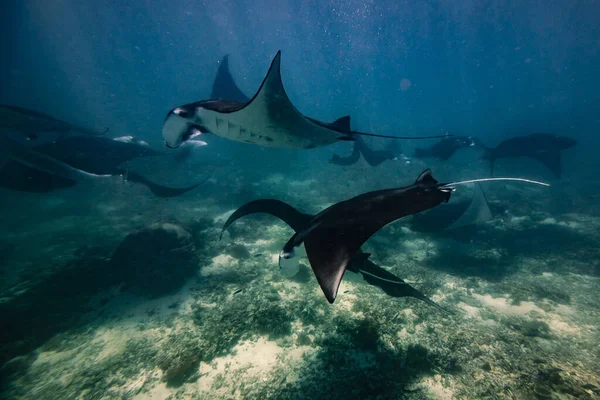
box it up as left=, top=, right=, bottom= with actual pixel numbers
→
left=350, top=130, right=451, bottom=141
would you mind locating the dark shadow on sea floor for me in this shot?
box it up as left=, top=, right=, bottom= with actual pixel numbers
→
left=255, top=316, right=453, bottom=400
left=421, top=222, right=597, bottom=280
left=0, top=221, right=204, bottom=388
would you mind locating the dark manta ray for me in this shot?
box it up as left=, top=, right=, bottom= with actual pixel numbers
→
left=279, top=170, right=452, bottom=303
left=0, top=104, right=107, bottom=140
left=31, top=136, right=161, bottom=173
left=279, top=171, right=549, bottom=303
left=220, top=199, right=451, bottom=313
left=162, top=51, right=448, bottom=149
left=484, top=133, right=576, bottom=178
left=330, top=136, right=400, bottom=167
left=413, top=136, right=483, bottom=161
left=0, top=136, right=201, bottom=197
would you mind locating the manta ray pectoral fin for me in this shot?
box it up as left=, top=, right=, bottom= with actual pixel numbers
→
left=303, top=227, right=355, bottom=303
left=415, top=169, right=438, bottom=185
left=211, top=55, right=250, bottom=103
left=220, top=199, right=312, bottom=240
left=532, top=150, right=562, bottom=177
left=127, top=172, right=201, bottom=198
left=446, top=183, right=493, bottom=230
left=330, top=116, right=351, bottom=133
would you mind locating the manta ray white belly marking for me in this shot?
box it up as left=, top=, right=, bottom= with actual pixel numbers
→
left=194, top=105, right=315, bottom=147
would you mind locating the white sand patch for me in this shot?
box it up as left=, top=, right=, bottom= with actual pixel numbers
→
left=421, top=374, right=454, bottom=399
left=473, top=294, right=545, bottom=316
left=335, top=283, right=358, bottom=314
left=542, top=272, right=553, bottom=277
left=119, top=369, right=163, bottom=398
left=402, top=238, right=437, bottom=260
left=400, top=226, right=415, bottom=234
left=510, top=215, right=530, bottom=224
left=132, top=381, right=172, bottom=400
left=33, top=348, right=79, bottom=367
left=201, top=254, right=238, bottom=277
left=194, top=337, right=311, bottom=394
left=265, top=174, right=285, bottom=184
left=94, top=327, right=132, bottom=361
left=289, top=179, right=316, bottom=187
left=558, top=220, right=583, bottom=230
left=458, top=303, right=481, bottom=319
left=397, top=328, right=410, bottom=340
left=547, top=318, right=581, bottom=336
left=554, top=304, right=575, bottom=316
left=248, top=239, right=274, bottom=247
left=150, top=221, right=192, bottom=240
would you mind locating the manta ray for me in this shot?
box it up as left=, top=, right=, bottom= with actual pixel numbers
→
left=330, top=136, right=401, bottom=167
left=162, top=51, right=447, bottom=149
left=277, top=170, right=454, bottom=303
left=220, top=198, right=451, bottom=313
left=0, top=136, right=202, bottom=197
left=413, top=136, right=483, bottom=161
left=0, top=104, right=107, bottom=140
left=221, top=171, right=547, bottom=303
left=484, top=133, right=576, bottom=178
left=282, top=171, right=547, bottom=303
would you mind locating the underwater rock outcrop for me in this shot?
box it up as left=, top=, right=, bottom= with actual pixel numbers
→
left=0, top=221, right=199, bottom=372
left=111, top=221, right=199, bottom=298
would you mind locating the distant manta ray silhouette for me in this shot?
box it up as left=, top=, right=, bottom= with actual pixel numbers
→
left=0, top=136, right=203, bottom=197
left=0, top=104, right=107, bottom=140
left=482, top=133, right=577, bottom=178
left=330, top=136, right=401, bottom=167
left=162, top=51, right=449, bottom=149
left=413, top=135, right=484, bottom=161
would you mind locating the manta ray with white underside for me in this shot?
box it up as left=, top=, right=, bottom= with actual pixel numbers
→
left=162, top=51, right=447, bottom=149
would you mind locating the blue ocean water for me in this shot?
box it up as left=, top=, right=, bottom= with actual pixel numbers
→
left=1, top=1, right=599, bottom=399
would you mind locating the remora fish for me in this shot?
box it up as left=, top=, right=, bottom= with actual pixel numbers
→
left=220, top=199, right=451, bottom=313
left=0, top=104, right=107, bottom=140
left=162, top=51, right=448, bottom=149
